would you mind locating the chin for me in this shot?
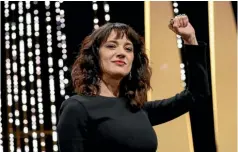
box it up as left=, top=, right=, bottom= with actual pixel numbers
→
left=111, top=71, right=128, bottom=79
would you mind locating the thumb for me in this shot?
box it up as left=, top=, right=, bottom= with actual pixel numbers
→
left=172, top=21, right=180, bottom=34
left=168, top=19, right=180, bottom=34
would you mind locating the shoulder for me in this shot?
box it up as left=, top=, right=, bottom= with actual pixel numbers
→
left=57, top=95, right=91, bottom=129
left=59, top=95, right=90, bottom=115
left=59, top=94, right=102, bottom=115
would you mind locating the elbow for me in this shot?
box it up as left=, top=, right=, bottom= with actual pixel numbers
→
left=187, top=88, right=211, bottom=103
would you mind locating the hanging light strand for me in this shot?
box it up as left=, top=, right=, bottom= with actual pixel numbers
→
left=18, top=1, right=30, bottom=152
left=55, top=1, right=69, bottom=101
left=11, top=3, right=21, bottom=151
left=4, top=1, right=12, bottom=151
left=45, top=1, right=58, bottom=152
left=172, top=1, right=186, bottom=87
left=4, top=1, right=15, bottom=151
left=103, top=2, right=110, bottom=22
left=92, top=1, right=99, bottom=29
left=25, top=1, right=39, bottom=152
left=32, top=2, right=46, bottom=152
left=0, top=91, right=2, bottom=152
left=9, top=2, right=21, bottom=152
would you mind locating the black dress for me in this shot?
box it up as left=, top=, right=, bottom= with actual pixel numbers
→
left=56, top=42, right=210, bottom=152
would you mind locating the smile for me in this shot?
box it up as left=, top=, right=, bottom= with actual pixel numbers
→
left=113, top=61, right=126, bottom=65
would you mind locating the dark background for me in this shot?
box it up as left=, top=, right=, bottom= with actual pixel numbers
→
left=1, top=1, right=237, bottom=152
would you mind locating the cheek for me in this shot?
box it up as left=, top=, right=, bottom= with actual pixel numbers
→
left=99, top=55, right=113, bottom=72
left=128, top=55, right=134, bottom=67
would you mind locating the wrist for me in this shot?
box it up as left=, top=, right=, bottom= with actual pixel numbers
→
left=183, top=34, right=198, bottom=45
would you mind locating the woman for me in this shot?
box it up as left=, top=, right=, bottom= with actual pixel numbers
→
left=57, top=14, right=210, bottom=152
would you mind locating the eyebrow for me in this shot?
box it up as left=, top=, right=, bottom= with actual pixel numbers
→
left=106, top=40, right=133, bottom=46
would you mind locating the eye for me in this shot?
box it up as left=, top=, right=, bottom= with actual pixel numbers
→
left=106, top=44, right=116, bottom=49
left=125, top=47, right=133, bottom=52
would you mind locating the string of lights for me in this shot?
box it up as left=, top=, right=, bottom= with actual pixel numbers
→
left=45, top=1, right=58, bottom=152
left=25, top=1, right=39, bottom=152
left=18, top=1, right=30, bottom=152
left=103, top=2, right=110, bottom=22
left=11, top=5, right=21, bottom=151
left=55, top=1, right=69, bottom=101
left=3, top=1, right=70, bottom=151
left=2, top=6, right=12, bottom=152
left=0, top=1, right=110, bottom=151
left=5, top=2, right=17, bottom=152
left=0, top=91, right=2, bottom=152
left=32, top=1, right=46, bottom=152
left=172, top=1, right=186, bottom=88
left=92, top=1, right=111, bottom=29
left=92, top=1, right=99, bottom=29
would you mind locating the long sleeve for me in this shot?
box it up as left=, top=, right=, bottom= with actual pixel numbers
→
left=143, top=42, right=210, bottom=126
left=57, top=98, right=89, bottom=152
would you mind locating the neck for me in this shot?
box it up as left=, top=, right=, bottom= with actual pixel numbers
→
left=99, top=75, right=122, bottom=97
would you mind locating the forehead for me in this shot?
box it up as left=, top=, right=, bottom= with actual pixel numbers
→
left=106, top=30, right=132, bottom=43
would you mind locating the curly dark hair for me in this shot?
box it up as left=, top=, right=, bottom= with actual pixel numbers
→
left=71, top=23, right=152, bottom=108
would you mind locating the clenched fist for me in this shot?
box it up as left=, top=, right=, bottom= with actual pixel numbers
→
left=169, top=14, right=198, bottom=45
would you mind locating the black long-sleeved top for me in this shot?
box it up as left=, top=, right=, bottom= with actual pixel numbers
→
left=57, top=43, right=210, bottom=152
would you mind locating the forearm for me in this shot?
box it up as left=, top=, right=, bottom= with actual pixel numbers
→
left=183, top=42, right=210, bottom=97
left=183, top=34, right=198, bottom=45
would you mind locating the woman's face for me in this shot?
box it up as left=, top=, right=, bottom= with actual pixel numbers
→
left=99, top=30, right=134, bottom=80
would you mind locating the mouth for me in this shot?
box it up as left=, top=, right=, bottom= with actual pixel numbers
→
left=112, top=61, right=126, bottom=65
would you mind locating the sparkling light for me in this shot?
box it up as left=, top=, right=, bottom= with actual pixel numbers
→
left=5, top=1, right=16, bottom=151
left=103, top=2, right=110, bottom=22
left=46, top=2, right=57, bottom=151
left=0, top=91, right=2, bottom=152
left=4, top=1, right=69, bottom=151
left=55, top=1, right=69, bottom=101
left=172, top=1, right=186, bottom=87
left=92, top=1, right=99, bottom=29
left=33, top=1, right=46, bottom=151
left=25, top=1, right=39, bottom=152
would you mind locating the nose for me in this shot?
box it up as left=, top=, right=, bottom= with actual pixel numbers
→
left=116, top=47, right=126, bottom=58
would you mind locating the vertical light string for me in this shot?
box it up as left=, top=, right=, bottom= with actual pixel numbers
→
left=173, top=1, right=183, bottom=49
left=10, top=2, right=21, bottom=152
left=92, top=1, right=99, bottom=29
left=0, top=0, right=1, bottom=149
left=11, top=6, right=21, bottom=151
left=4, top=1, right=69, bottom=151
left=33, top=2, right=46, bottom=152
left=4, top=1, right=15, bottom=151
left=0, top=3, right=3, bottom=150
left=103, top=2, right=110, bottom=22
left=25, top=1, right=38, bottom=152
left=20, top=1, right=27, bottom=150
left=172, top=1, right=186, bottom=87
left=0, top=91, right=2, bottom=152
left=12, top=2, right=21, bottom=151
left=172, top=2, right=194, bottom=152
left=18, top=1, right=30, bottom=152
left=45, top=2, right=58, bottom=152
left=55, top=1, right=69, bottom=101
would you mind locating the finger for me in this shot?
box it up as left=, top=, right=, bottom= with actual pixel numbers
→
left=174, top=15, right=181, bottom=27
left=177, top=15, right=184, bottom=27
left=168, top=23, right=173, bottom=31
left=176, top=14, right=187, bottom=27
left=181, top=14, right=188, bottom=27
left=183, top=15, right=189, bottom=27
left=168, top=21, right=176, bottom=33
left=173, top=17, right=180, bottom=29
left=180, top=16, right=186, bottom=27
left=168, top=18, right=174, bottom=29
